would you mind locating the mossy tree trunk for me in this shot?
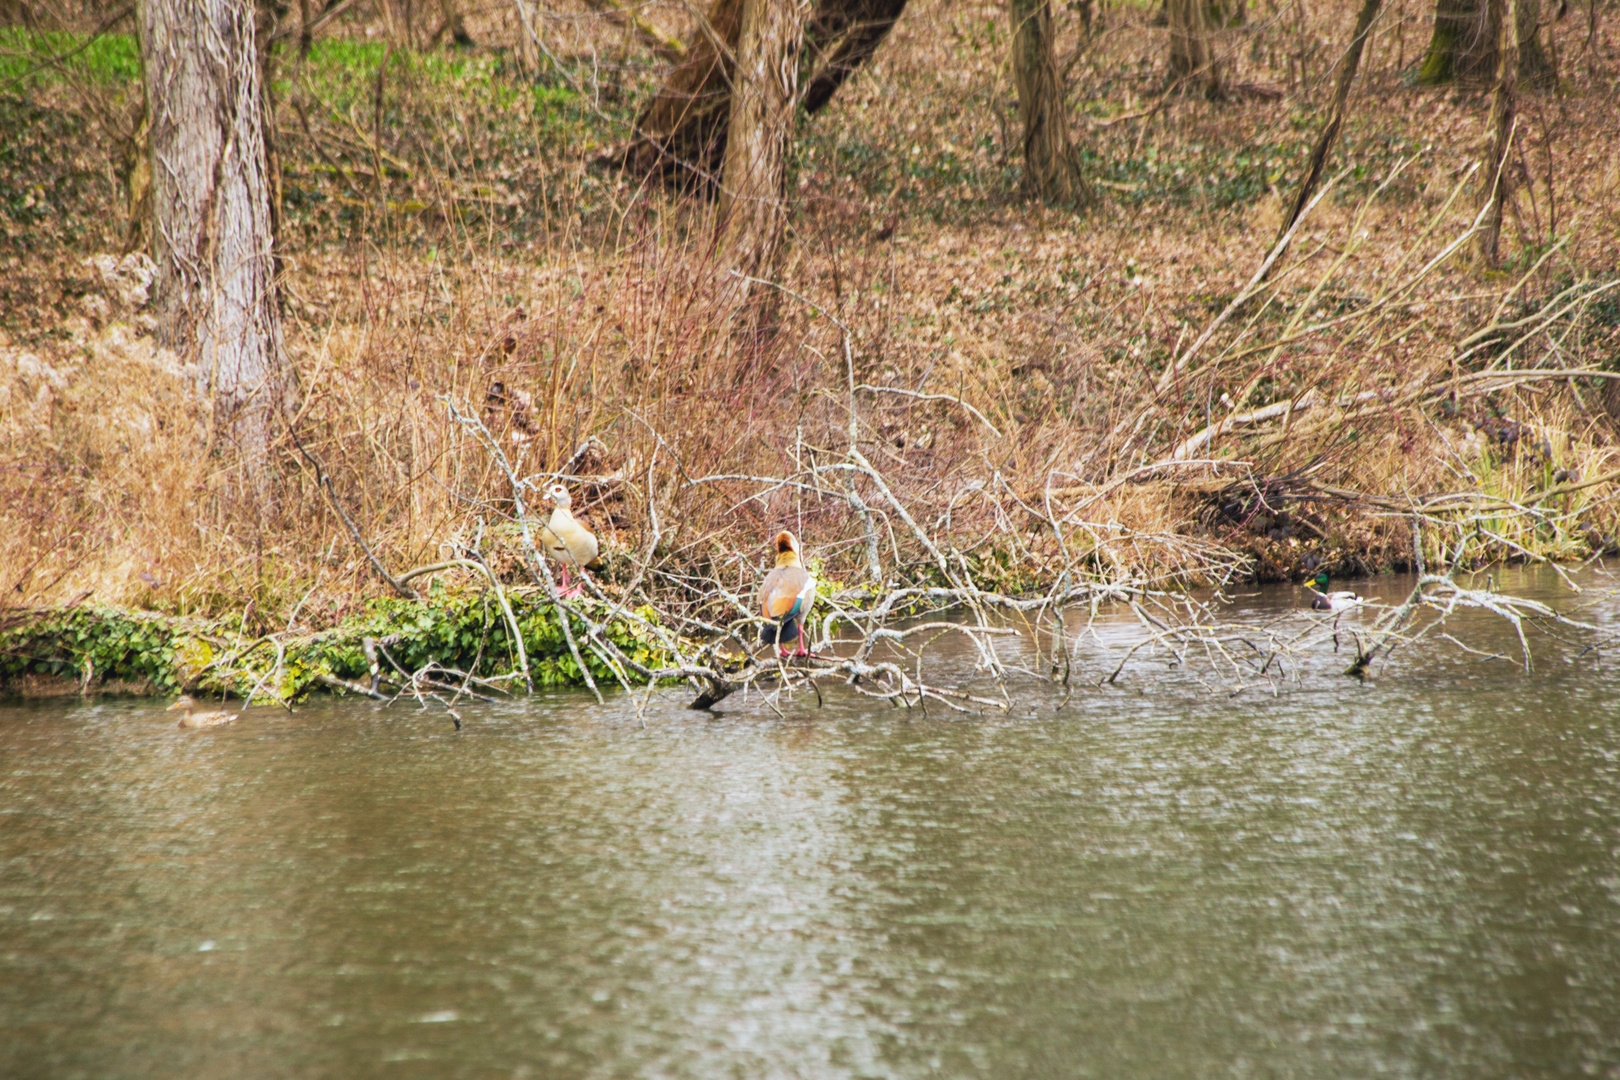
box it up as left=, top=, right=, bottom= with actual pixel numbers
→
left=1009, top=0, right=1092, bottom=205
left=716, top=0, right=811, bottom=310
left=1418, top=0, right=1551, bottom=85
left=1167, top=0, right=1224, bottom=97
left=619, top=0, right=908, bottom=184
left=137, top=0, right=287, bottom=479
left=1476, top=0, right=1517, bottom=266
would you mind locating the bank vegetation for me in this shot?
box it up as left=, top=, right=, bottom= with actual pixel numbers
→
left=2, top=0, right=1619, bottom=702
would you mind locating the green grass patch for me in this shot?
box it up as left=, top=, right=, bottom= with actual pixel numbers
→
left=0, top=28, right=140, bottom=85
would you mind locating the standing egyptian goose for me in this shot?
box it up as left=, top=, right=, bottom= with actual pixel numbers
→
left=759, top=531, right=816, bottom=658
left=168, top=695, right=236, bottom=729
left=539, top=483, right=599, bottom=598
left=1307, top=571, right=1363, bottom=612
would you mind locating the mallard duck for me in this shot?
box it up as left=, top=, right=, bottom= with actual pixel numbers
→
left=1307, top=571, right=1363, bottom=612
left=168, top=695, right=236, bottom=729
left=539, top=483, right=600, bottom=598
left=759, top=531, right=816, bottom=658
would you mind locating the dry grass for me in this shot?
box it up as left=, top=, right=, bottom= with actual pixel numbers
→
left=3, top=0, right=1620, bottom=626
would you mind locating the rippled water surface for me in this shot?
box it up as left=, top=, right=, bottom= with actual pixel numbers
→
left=4, top=569, right=1620, bottom=1078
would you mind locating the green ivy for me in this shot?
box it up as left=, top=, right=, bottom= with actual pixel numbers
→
left=0, top=607, right=182, bottom=692
left=1, top=590, right=678, bottom=700
left=293, top=592, right=675, bottom=692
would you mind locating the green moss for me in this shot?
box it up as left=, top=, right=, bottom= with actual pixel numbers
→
left=1417, top=28, right=1457, bottom=85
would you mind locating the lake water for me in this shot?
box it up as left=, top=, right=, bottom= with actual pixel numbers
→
left=4, top=569, right=1620, bottom=1078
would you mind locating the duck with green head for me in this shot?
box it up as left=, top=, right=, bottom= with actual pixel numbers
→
left=1307, top=571, right=1363, bottom=612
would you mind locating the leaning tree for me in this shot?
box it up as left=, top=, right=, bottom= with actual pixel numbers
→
left=1276, top=0, right=1384, bottom=245
left=1475, top=0, right=1519, bottom=266
left=136, top=0, right=288, bottom=482
left=615, top=0, right=915, bottom=313
left=620, top=0, right=1097, bottom=214
left=617, top=0, right=910, bottom=183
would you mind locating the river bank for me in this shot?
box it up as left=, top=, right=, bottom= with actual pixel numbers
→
left=5, top=552, right=1614, bottom=704
left=0, top=589, right=673, bottom=701
left=4, top=3, right=1619, bottom=635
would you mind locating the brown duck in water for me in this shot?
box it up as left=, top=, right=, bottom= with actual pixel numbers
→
left=168, top=695, right=236, bottom=729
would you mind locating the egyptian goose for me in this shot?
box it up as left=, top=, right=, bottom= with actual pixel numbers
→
left=759, top=531, right=816, bottom=658
left=539, top=483, right=600, bottom=598
left=1307, top=572, right=1363, bottom=612
left=168, top=695, right=236, bottom=729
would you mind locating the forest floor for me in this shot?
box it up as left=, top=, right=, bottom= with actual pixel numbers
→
left=3, top=0, right=1620, bottom=644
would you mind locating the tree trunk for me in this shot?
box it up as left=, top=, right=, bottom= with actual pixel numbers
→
left=618, top=0, right=907, bottom=184
left=1276, top=0, right=1383, bottom=245
left=1418, top=0, right=1550, bottom=85
left=802, top=0, right=909, bottom=112
left=256, top=0, right=286, bottom=279
left=432, top=0, right=475, bottom=46
left=138, top=0, right=286, bottom=473
left=716, top=0, right=811, bottom=308
left=619, top=0, right=747, bottom=183
left=1476, top=0, right=1517, bottom=266
left=1167, top=0, right=1224, bottom=97
left=1009, top=0, right=1092, bottom=205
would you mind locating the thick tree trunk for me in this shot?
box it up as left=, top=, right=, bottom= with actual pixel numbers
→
left=618, top=0, right=906, bottom=184
left=1167, top=0, right=1224, bottom=97
left=1277, top=0, right=1383, bottom=245
left=716, top=0, right=811, bottom=307
left=138, top=0, right=286, bottom=472
left=1476, top=0, right=1517, bottom=266
left=1418, top=0, right=1550, bottom=85
left=1009, top=0, right=1092, bottom=205
left=619, top=0, right=747, bottom=183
